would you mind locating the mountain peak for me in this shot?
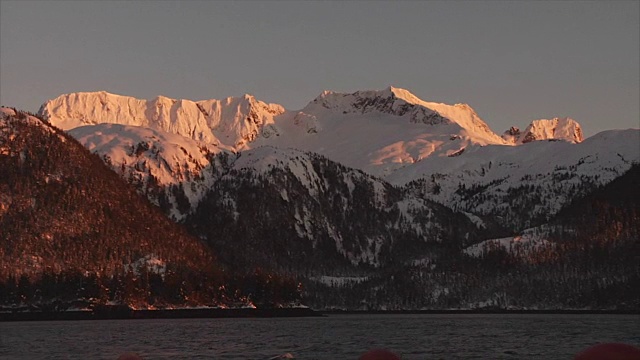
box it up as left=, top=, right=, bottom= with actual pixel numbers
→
left=313, top=86, right=421, bottom=105
left=308, top=87, right=455, bottom=128
left=503, top=117, right=584, bottom=144
left=384, top=86, right=422, bottom=104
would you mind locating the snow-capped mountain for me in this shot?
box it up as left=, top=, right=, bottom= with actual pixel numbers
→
left=39, top=91, right=285, bottom=148
left=502, top=117, right=583, bottom=144
left=250, top=86, right=509, bottom=177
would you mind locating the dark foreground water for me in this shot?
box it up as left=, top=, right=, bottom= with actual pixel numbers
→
left=0, top=314, right=638, bottom=359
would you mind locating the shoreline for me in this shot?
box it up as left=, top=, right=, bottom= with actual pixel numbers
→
left=321, top=309, right=640, bottom=315
left=0, top=307, right=323, bottom=322
left=1, top=307, right=637, bottom=321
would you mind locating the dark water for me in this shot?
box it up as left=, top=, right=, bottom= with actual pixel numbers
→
left=0, top=314, right=638, bottom=359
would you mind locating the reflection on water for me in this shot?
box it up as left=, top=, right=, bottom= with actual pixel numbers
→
left=0, top=314, right=638, bottom=359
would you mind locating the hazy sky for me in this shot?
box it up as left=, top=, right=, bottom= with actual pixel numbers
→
left=1, top=1, right=638, bottom=136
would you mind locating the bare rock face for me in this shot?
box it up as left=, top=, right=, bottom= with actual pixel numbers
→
left=501, top=126, right=522, bottom=144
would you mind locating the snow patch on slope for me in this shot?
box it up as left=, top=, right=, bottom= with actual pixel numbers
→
left=231, top=146, right=325, bottom=197
left=310, top=276, right=369, bottom=287
left=463, top=227, right=552, bottom=258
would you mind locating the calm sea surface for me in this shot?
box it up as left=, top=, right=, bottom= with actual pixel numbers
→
left=0, top=314, right=638, bottom=359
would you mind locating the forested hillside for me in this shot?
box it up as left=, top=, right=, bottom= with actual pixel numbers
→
left=186, top=147, right=483, bottom=274
left=0, top=108, right=212, bottom=277
left=304, top=165, right=640, bottom=310
left=0, top=107, right=300, bottom=310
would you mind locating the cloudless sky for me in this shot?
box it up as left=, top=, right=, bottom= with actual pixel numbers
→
left=1, top=0, right=638, bottom=136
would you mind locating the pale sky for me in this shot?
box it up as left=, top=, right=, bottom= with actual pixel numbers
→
left=1, top=0, right=638, bottom=137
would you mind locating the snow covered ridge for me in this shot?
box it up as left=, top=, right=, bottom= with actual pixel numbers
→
left=39, top=87, right=585, bottom=163
left=1, top=107, right=48, bottom=128
left=39, top=91, right=285, bottom=149
left=395, top=129, right=639, bottom=230
left=502, top=117, right=583, bottom=144
left=309, top=86, right=504, bottom=144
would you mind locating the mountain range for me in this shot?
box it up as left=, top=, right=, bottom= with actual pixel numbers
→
left=1, top=86, right=638, bottom=310
left=40, top=86, right=586, bottom=179
left=38, top=87, right=637, bottom=231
